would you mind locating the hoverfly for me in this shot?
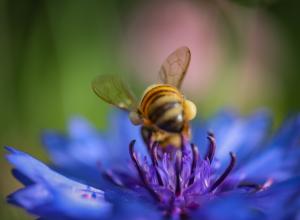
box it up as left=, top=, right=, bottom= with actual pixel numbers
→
left=92, top=47, right=197, bottom=147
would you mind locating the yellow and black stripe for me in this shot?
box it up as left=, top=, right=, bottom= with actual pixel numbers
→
left=140, top=84, right=184, bottom=133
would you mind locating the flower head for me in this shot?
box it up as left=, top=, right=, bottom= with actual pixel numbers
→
left=127, top=134, right=237, bottom=216
left=5, top=110, right=300, bottom=219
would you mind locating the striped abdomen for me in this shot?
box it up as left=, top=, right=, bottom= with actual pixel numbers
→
left=140, top=84, right=184, bottom=133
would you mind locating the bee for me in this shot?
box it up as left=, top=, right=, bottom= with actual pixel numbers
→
left=92, top=47, right=197, bottom=147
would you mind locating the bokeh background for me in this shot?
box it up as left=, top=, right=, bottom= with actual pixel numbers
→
left=0, top=0, right=299, bottom=219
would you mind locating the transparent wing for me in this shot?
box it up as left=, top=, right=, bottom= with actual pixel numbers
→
left=92, top=75, right=136, bottom=111
left=159, top=47, right=191, bottom=89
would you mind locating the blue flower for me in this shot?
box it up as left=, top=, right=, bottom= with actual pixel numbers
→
left=5, top=110, right=300, bottom=219
left=5, top=146, right=112, bottom=220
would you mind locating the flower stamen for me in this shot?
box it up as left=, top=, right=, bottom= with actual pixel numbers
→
left=128, top=134, right=238, bottom=214
left=175, top=151, right=182, bottom=196
left=150, top=142, right=163, bottom=186
left=129, top=140, right=147, bottom=185
left=188, top=143, right=199, bottom=186
left=238, top=178, right=273, bottom=192
left=129, top=140, right=160, bottom=199
left=238, top=182, right=261, bottom=191
left=205, top=132, right=216, bottom=164
left=210, top=152, right=236, bottom=192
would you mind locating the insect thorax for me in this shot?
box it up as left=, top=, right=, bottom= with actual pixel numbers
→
left=139, top=84, right=184, bottom=133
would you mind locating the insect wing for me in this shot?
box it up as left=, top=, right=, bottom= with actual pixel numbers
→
left=92, top=75, right=136, bottom=111
left=159, top=47, right=191, bottom=89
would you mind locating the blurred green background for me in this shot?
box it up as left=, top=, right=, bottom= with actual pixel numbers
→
left=0, top=0, right=299, bottom=219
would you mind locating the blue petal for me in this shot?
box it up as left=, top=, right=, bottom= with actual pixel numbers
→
left=209, top=109, right=271, bottom=162
left=238, top=114, right=300, bottom=181
left=5, top=146, right=79, bottom=185
left=192, top=193, right=265, bottom=220
left=7, top=184, right=53, bottom=212
left=6, top=147, right=112, bottom=219
left=113, top=201, right=161, bottom=220
left=42, top=132, right=73, bottom=167
left=268, top=114, right=300, bottom=149
left=193, top=109, right=272, bottom=172
left=192, top=177, right=300, bottom=219
left=11, top=168, right=34, bottom=186
left=42, top=116, right=108, bottom=168
left=8, top=183, right=112, bottom=220
left=105, top=110, right=147, bottom=162
left=43, top=112, right=147, bottom=171
left=252, top=176, right=300, bottom=219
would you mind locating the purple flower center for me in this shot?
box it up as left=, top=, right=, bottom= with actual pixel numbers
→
left=127, top=133, right=236, bottom=216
